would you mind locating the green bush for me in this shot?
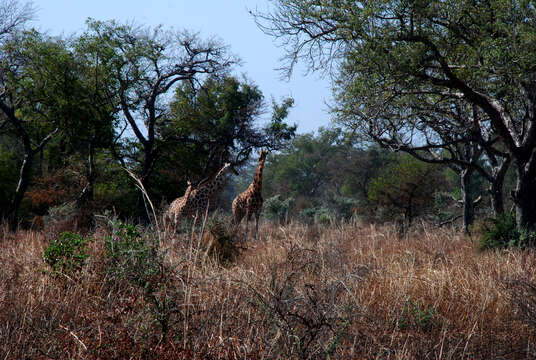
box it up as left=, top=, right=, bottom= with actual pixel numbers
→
left=314, top=207, right=333, bottom=225
left=44, top=232, right=89, bottom=273
left=331, top=196, right=359, bottom=220
left=478, top=212, right=519, bottom=250
left=478, top=212, right=536, bottom=250
left=104, top=221, right=176, bottom=337
left=398, top=300, right=438, bottom=332
left=105, top=222, right=160, bottom=288
left=264, top=195, right=294, bottom=224
left=299, top=207, right=317, bottom=224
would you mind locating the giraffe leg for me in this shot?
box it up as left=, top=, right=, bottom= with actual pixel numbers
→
left=245, top=210, right=250, bottom=241
left=172, top=213, right=179, bottom=234
left=192, top=212, right=199, bottom=232
left=254, top=212, right=260, bottom=241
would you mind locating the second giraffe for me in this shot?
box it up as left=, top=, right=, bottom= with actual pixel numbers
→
left=232, top=149, right=268, bottom=240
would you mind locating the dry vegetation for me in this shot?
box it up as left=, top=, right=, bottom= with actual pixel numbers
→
left=1, top=218, right=536, bottom=359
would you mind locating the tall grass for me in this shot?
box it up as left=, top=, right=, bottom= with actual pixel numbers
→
left=1, top=220, right=535, bottom=359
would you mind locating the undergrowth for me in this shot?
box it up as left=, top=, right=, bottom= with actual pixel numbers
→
left=1, top=221, right=536, bottom=359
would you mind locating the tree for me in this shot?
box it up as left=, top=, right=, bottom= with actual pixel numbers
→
left=264, top=129, right=341, bottom=204
left=368, top=154, right=447, bottom=229
left=0, top=0, right=34, bottom=42
left=156, top=76, right=295, bottom=190
left=339, top=92, right=510, bottom=231
left=77, top=19, right=238, bottom=188
left=255, top=0, right=536, bottom=231
left=0, top=31, right=75, bottom=226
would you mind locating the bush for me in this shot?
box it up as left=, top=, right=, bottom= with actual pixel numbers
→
left=202, top=217, right=240, bottom=264
left=331, top=196, right=359, bottom=220
left=300, top=207, right=335, bottom=225
left=299, top=207, right=317, bottom=224
left=105, top=221, right=160, bottom=289
left=104, top=220, right=176, bottom=337
left=478, top=212, right=519, bottom=250
left=43, top=231, right=89, bottom=273
left=397, top=300, right=439, bottom=332
left=314, top=207, right=334, bottom=225
left=477, top=212, right=536, bottom=250
left=264, top=195, right=294, bottom=224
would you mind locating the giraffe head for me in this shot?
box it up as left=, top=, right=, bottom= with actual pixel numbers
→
left=258, top=149, right=268, bottom=162
left=222, top=162, right=239, bottom=176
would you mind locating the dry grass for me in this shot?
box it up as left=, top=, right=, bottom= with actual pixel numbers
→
left=1, top=219, right=536, bottom=359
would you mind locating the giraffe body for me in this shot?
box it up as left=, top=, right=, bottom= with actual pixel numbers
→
left=232, top=150, right=268, bottom=240
left=168, top=163, right=238, bottom=227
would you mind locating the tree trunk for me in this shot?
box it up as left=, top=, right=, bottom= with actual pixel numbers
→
left=140, top=143, right=155, bottom=189
left=461, top=167, right=474, bottom=233
left=514, top=160, right=536, bottom=232
left=490, top=179, right=505, bottom=217
left=7, top=152, right=34, bottom=230
left=77, top=139, right=96, bottom=207
left=489, top=162, right=509, bottom=217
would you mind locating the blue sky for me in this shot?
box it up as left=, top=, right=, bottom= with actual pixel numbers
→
left=30, top=0, right=333, bottom=134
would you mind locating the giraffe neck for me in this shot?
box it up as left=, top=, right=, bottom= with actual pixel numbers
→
left=203, top=166, right=228, bottom=195
left=251, top=158, right=266, bottom=192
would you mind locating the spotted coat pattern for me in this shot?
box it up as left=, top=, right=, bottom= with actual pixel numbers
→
left=232, top=150, right=268, bottom=240
left=168, top=163, right=237, bottom=226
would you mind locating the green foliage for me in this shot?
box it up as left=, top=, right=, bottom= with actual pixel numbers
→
left=299, top=207, right=334, bottom=225
left=264, top=195, right=294, bottom=224
left=299, top=208, right=317, bottom=224
left=398, top=301, right=438, bottom=332
left=43, top=232, right=89, bottom=273
left=264, top=129, right=341, bottom=200
left=478, top=212, right=536, bottom=250
left=154, top=76, right=296, bottom=204
left=104, top=220, right=177, bottom=336
left=105, top=222, right=159, bottom=287
left=261, top=130, right=391, bottom=223
left=313, top=207, right=333, bottom=226
left=331, top=196, right=359, bottom=221
left=368, top=154, right=447, bottom=226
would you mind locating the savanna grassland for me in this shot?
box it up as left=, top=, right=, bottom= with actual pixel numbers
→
left=1, top=219, right=536, bottom=359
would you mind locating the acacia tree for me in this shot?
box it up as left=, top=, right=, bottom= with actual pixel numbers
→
left=369, top=154, right=447, bottom=229
left=338, top=89, right=510, bottom=231
left=157, top=76, right=295, bottom=181
left=256, top=0, right=536, bottom=231
left=0, top=31, right=82, bottom=226
left=0, top=0, right=34, bottom=41
left=77, top=19, right=238, bottom=188
left=151, top=75, right=295, bottom=204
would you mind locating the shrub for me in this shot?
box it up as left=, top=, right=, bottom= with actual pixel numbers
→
left=397, top=300, right=439, bottom=332
left=264, top=195, right=294, bottom=224
left=476, top=212, right=536, bottom=250
left=105, top=221, right=160, bottom=290
left=202, top=217, right=240, bottom=264
left=314, top=207, right=334, bottom=225
left=104, top=220, right=177, bottom=338
left=331, top=196, right=359, bottom=220
left=299, top=207, right=334, bottom=225
left=43, top=231, right=89, bottom=273
left=299, top=207, right=317, bottom=224
left=43, top=201, right=77, bottom=229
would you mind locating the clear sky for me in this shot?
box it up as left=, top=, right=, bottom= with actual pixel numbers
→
left=29, top=0, right=333, bottom=134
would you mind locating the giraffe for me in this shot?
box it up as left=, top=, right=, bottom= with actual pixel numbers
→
left=167, top=163, right=238, bottom=228
left=232, top=149, right=268, bottom=240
